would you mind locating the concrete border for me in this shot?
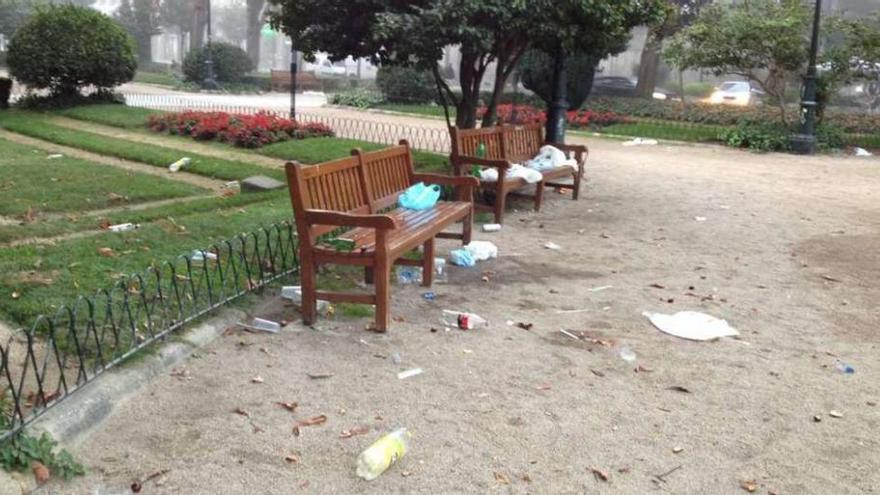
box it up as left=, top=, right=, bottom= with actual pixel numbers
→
left=0, top=308, right=246, bottom=494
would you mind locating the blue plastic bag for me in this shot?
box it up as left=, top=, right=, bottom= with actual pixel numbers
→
left=449, top=249, right=475, bottom=267
left=398, top=182, right=441, bottom=211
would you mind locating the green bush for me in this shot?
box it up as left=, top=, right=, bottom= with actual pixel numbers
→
left=183, top=42, right=254, bottom=84
left=684, top=82, right=715, bottom=98
left=0, top=78, right=11, bottom=109
left=520, top=49, right=597, bottom=110
left=7, top=5, right=136, bottom=97
left=375, top=66, right=435, bottom=104
left=329, top=89, right=385, bottom=108
left=15, top=90, right=124, bottom=110
left=720, top=118, right=790, bottom=152
left=816, top=123, right=846, bottom=150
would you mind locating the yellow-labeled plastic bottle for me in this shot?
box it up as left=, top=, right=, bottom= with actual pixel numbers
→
left=356, top=428, right=410, bottom=481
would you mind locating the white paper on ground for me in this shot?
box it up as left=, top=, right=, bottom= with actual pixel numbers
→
left=642, top=310, right=739, bottom=341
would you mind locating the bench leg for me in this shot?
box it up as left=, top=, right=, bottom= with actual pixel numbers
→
left=534, top=181, right=545, bottom=212
left=572, top=165, right=583, bottom=200
left=300, top=254, right=318, bottom=326
left=463, top=207, right=473, bottom=245
left=364, top=266, right=374, bottom=285
left=494, top=183, right=507, bottom=224
left=374, top=256, right=391, bottom=332
left=422, top=239, right=434, bottom=287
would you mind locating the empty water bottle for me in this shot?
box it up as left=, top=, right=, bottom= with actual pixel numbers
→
left=442, top=310, right=488, bottom=330
left=396, top=266, right=422, bottom=285
left=356, top=428, right=411, bottom=481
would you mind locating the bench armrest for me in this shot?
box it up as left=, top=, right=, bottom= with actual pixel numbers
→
left=450, top=156, right=512, bottom=172
left=305, top=210, right=399, bottom=230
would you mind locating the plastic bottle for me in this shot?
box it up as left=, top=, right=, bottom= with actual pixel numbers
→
left=470, top=142, right=487, bottom=177
left=356, top=428, right=411, bottom=481
left=108, top=223, right=139, bottom=232
left=168, top=157, right=191, bottom=172
left=836, top=360, right=855, bottom=374
left=442, top=310, right=488, bottom=330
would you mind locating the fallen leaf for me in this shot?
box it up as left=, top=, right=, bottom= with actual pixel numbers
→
left=97, top=247, right=115, bottom=257
left=251, top=376, right=264, bottom=384
left=590, top=369, right=605, bottom=377
left=292, top=425, right=301, bottom=437
left=306, top=372, right=333, bottom=379
left=739, top=480, right=758, bottom=492
left=32, top=461, right=50, bottom=483
left=590, top=467, right=610, bottom=482
left=276, top=401, right=298, bottom=412
left=284, top=454, right=300, bottom=464
left=667, top=385, right=691, bottom=394
left=493, top=471, right=510, bottom=485
left=516, top=322, right=533, bottom=330
left=339, top=425, right=370, bottom=438
left=233, top=407, right=250, bottom=418
left=298, top=415, right=328, bottom=426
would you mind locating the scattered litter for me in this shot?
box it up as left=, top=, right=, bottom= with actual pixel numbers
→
left=516, top=322, right=533, bottom=331
left=672, top=446, right=684, bottom=454
left=813, top=415, right=822, bottom=422
left=464, top=241, right=498, bottom=261
left=223, top=180, right=240, bottom=189
left=168, top=157, right=191, bottom=172
left=390, top=352, right=402, bottom=365
left=590, top=369, right=605, bottom=377
left=560, top=329, right=580, bottom=340
left=251, top=376, right=264, bottom=384
left=97, top=247, right=115, bottom=257
left=450, top=248, right=475, bottom=267
left=740, top=480, right=758, bottom=492
left=130, top=469, right=170, bottom=493
left=398, top=182, right=441, bottom=210
left=667, top=385, right=691, bottom=394
left=422, top=292, right=436, bottom=301
left=233, top=407, right=250, bottom=418
left=47, top=154, right=63, bottom=159
left=293, top=415, right=328, bottom=436
left=108, top=223, right=139, bottom=233
left=556, top=308, right=589, bottom=314
left=653, top=465, right=682, bottom=484
left=588, top=285, right=613, bottom=292
left=643, top=311, right=739, bottom=341
left=622, top=138, right=658, bottom=146
left=854, top=147, right=873, bottom=157
left=836, top=361, right=855, bottom=374
left=442, top=310, right=488, bottom=330
left=396, top=266, right=423, bottom=284
left=544, top=241, right=562, bottom=250
left=493, top=472, right=511, bottom=485
left=649, top=283, right=666, bottom=289
left=635, top=364, right=653, bottom=373
left=284, top=454, right=300, bottom=464
left=280, top=286, right=330, bottom=312
left=618, top=346, right=637, bottom=363
left=356, top=428, right=410, bottom=481
left=32, top=461, right=49, bottom=483
left=433, top=258, right=447, bottom=280
left=340, top=425, right=370, bottom=439
left=190, top=250, right=218, bottom=262
left=829, top=410, right=843, bottom=418
left=276, top=401, right=298, bottom=412
left=694, top=216, right=707, bottom=222
left=590, top=467, right=610, bottom=482
left=240, top=317, right=281, bottom=334
left=821, top=274, right=842, bottom=283
left=397, top=368, right=423, bottom=380
left=306, top=372, right=333, bottom=379
left=506, top=320, right=514, bottom=326
left=482, top=223, right=502, bottom=232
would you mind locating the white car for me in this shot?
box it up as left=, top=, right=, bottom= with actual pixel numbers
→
left=706, top=81, right=763, bottom=106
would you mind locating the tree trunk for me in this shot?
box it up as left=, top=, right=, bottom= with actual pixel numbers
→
left=635, top=33, right=662, bottom=99
left=246, top=0, right=264, bottom=68
left=545, top=44, right=568, bottom=144
left=191, top=0, right=207, bottom=50
left=481, top=57, right=509, bottom=127
left=455, top=51, right=482, bottom=129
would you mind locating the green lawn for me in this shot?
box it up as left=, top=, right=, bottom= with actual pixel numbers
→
left=0, top=196, right=293, bottom=325
left=0, top=110, right=283, bottom=182
left=132, top=70, right=179, bottom=87
left=596, top=120, right=726, bottom=143
left=0, top=138, right=204, bottom=217
left=59, top=104, right=162, bottom=129
left=260, top=137, right=450, bottom=172
left=374, top=103, right=452, bottom=119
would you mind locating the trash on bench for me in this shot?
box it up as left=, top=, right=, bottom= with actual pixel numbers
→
left=168, top=157, right=191, bottom=172
left=398, top=182, right=441, bottom=210
left=479, top=164, right=543, bottom=184
left=643, top=310, right=739, bottom=341
left=442, top=310, right=488, bottom=330
left=356, top=428, right=411, bottom=480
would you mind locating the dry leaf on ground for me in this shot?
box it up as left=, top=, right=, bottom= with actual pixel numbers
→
left=32, top=462, right=50, bottom=483
left=493, top=472, right=510, bottom=484
left=590, top=467, right=610, bottom=482
left=739, top=480, right=758, bottom=492
left=339, top=425, right=370, bottom=438
left=276, top=401, right=298, bottom=412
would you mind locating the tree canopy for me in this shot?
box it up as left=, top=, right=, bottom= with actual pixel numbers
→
left=268, top=0, right=663, bottom=128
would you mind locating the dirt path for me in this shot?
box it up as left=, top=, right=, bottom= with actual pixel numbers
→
left=47, top=116, right=284, bottom=170
left=47, top=134, right=880, bottom=494
left=0, top=129, right=229, bottom=192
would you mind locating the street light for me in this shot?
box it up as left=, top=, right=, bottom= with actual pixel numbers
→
left=290, top=42, right=297, bottom=120
left=202, top=0, right=218, bottom=89
left=791, top=0, right=823, bottom=154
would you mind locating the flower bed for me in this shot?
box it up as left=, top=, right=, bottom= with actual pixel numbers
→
left=147, top=111, right=334, bottom=148
left=476, top=104, right=627, bottom=128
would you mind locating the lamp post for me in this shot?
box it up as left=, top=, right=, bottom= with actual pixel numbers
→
left=202, top=0, right=218, bottom=89
left=289, top=42, right=297, bottom=120
left=790, top=0, right=822, bottom=154
left=545, top=42, right=568, bottom=144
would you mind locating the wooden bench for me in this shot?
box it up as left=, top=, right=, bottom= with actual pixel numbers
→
left=449, top=123, right=587, bottom=224
left=270, top=69, right=321, bottom=92
left=285, top=140, right=478, bottom=331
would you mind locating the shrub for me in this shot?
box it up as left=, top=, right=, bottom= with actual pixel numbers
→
left=519, top=49, right=598, bottom=110
left=477, top=104, right=627, bottom=129
left=329, top=90, right=385, bottom=109
left=375, top=66, right=435, bottom=104
left=7, top=5, right=136, bottom=97
left=147, top=111, right=334, bottom=148
left=0, top=78, right=11, bottom=109
left=720, top=118, right=790, bottom=152
left=182, top=43, right=254, bottom=85
left=684, top=82, right=715, bottom=98
left=816, top=123, right=846, bottom=150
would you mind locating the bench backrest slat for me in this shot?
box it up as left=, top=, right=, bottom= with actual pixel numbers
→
left=450, top=123, right=544, bottom=163
left=504, top=125, right=543, bottom=161
left=356, top=144, right=414, bottom=212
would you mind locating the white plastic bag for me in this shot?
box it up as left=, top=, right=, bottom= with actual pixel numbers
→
left=463, top=241, right=498, bottom=261
left=643, top=311, right=739, bottom=341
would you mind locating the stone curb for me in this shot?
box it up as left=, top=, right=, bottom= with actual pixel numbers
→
left=0, top=309, right=246, bottom=495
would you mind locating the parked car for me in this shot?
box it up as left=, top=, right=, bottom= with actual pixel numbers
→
left=706, top=81, right=764, bottom=106
left=590, top=76, right=678, bottom=100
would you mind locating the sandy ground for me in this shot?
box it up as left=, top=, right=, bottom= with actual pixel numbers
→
left=37, top=139, right=880, bottom=495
